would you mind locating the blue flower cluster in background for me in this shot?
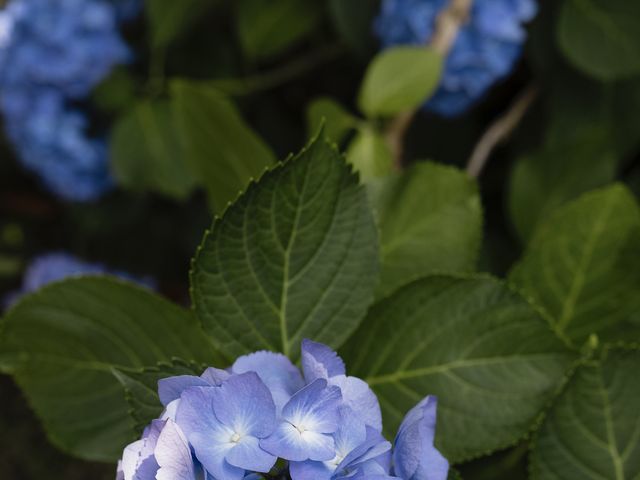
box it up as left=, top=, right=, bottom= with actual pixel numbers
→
left=0, top=0, right=136, bottom=201
left=118, top=340, right=449, bottom=480
left=375, top=0, right=538, bottom=117
left=4, top=252, right=155, bottom=308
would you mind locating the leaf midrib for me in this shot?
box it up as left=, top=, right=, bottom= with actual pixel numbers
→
left=365, top=353, right=563, bottom=386
left=556, top=191, right=615, bottom=334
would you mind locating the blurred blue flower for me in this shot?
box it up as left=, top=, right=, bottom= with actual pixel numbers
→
left=117, top=340, right=449, bottom=480
left=375, top=0, right=538, bottom=116
left=4, top=252, right=155, bottom=307
left=0, top=0, right=135, bottom=201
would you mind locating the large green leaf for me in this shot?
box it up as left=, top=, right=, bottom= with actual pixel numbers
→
left=358, top=46, right=442, bottom=118
left=111, top=100, right=196, bottom=200
left=341, top=275, right=575, bottom=463
left=0, top=277, right=222, bottom=461
left=509, top=185, right=640, bottom=346
left=374, top=162, right=482, bottom=297
left=113, top=359, right=206, bottom=435
left=557, top=0, right=640, bottom=80
left=235, top=0, right=323, bottom=61
left=191, top=135, right=379, bottom=361
left=531, top=347, right=640, bottom=479
left=172, top=81, right=275, bottom=213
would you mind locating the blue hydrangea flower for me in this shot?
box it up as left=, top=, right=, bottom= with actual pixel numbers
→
left=375, top=0, right=538, bottom=116
left=0, top=0, right=134, bottom=200
left=176, top=372, right=279, bottom=480
left=4, top=252, right=155, bottom=308
left=393, top=397, right=449, bottom=480
left=117, top=340, right=449, bottom=480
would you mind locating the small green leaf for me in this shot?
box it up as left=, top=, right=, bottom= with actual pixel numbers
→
left=0, top=277, right=222, bottom=461
left=345, top=127, right=394, bottom=183
left=191, top=135, right=379, bottom=361
left=113, top=359, right=206, bottom=434
left=557, top=0, right=640, bottom=80
left=374, top=162, right=482, bottom=297
left=111, top=100, right=197, bottom=200
left=146, top=0, right=217, bottom=47
left=236, top=0, right=323, bottom=61
left=306, top=97, right=358, bottom=144
left=341, top=275, right=575, bottom=462
left=509, top=185, right=640, bottom=346
left=172, top=80, right=276, bottom=213
left=358, top=46, right=442, bottom=118
left=531, top=347, right=640, bottom=479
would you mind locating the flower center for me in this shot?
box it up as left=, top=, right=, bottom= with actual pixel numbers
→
left=295, top=423, right=307, bottom=434
left=230, top=432, right=241, bottom=443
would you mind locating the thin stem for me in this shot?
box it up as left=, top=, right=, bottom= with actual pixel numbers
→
left=466, top=84, right=538, bottom=178
left=208, top=43, right=346, bottom=96
left=385, top=0, right=473, bottom=167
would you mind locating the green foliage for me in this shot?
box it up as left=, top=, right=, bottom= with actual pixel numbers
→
left=111, top=100, right=196, bottom=200
left=342, top=275, right=575, bottom=462
left=373, top=162, right=483, bottom=297
left=113, top=359, right=205, bottom=435
left=557, top=0, right=640, bottom=80
left=509, top=185, right=640, bottom=347
left=345, top=126, right=394, bottom=182
left=509, top=128, right=617, bottom=242
left=358, top=46, right=442, bottom=118
left=0, top=278, right=222, bottom=461
left=235, top=0, right=323, bottom=61
left=172, top=80, right=276, bottom=212
left=146, top=0, right=217, bottom=47
left=531, top=347, right=640, bottom=479
left=190, top=135, right=379, bottom=361
left=306, top=97, right=358, bottom=144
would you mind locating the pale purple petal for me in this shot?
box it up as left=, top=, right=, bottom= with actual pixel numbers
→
left=330, top=375, right=382, bottom=431
left=260, top=421, right=335, bottom=461
left=226, top=435, right=276, bottom=472
left=158, top=375, right=211, bottom=406
left=301, top=339, right=346, bottom=382
left=211, top=372, right=276, bottom=438
left=155, top=420, right=196, bottom=480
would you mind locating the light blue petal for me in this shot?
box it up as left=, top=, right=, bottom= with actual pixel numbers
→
left=282, top=379, right=342, bottom=434
left=330, top=375, right=382, bottom=431
left=289, top=459, right=334, bottom=480
left=225, top=435, right=276, bottom=472
left=301, top=339, right=346, bottom=382
left=121, top=420, right=164, bottom=480
left=232, top=351, right=304, bottom=411
left=393, top=396, right=449, bottom=480
left=211, top=372, right=277, bottom=438
left=158, top=375, right=212, bottom=406
left=260, top=421, right=335, bottom=461
left=200, top=367, right=232, bottom=386
left=175, top=387, right=244, bottom=480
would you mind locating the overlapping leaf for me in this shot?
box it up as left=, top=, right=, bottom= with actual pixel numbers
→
left=510, top=185, right=640, bottom=346
left=191, top=135, right=379, bottom=361
left=342, top=275, right=575, bottom=462
left=531, top=347, right=640, bottom=479
left=0, top=278, right=221, bottom=461
left=374, top=162, right=482, bottom=297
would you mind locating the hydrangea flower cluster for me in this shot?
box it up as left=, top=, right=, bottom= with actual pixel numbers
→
left=4, top=252, right=155, bottom=308
left=0, top=0, right=135, bottom=201
left=117, top=340, right=449, bottom=480
left=375, top=0, right=538, bottom=117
